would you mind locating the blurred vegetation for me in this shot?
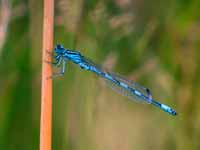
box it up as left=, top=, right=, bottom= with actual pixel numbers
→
left=0, top=0, right=200, bottom=150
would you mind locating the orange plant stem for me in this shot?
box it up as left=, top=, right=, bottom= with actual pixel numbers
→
left=40, top=0, right=54, bottom=150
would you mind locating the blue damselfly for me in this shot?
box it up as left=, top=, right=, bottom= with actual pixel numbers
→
left=50, top=44, right=177, bottom=116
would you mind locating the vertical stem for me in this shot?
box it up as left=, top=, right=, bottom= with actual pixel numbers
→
left=40, top=0, right=54, bottom=150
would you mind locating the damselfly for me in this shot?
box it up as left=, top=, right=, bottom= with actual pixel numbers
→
left=50, top=44, right=177, bottom=116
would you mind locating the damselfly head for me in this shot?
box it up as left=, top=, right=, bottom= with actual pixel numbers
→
left=54, top=44, right=65, bottom=55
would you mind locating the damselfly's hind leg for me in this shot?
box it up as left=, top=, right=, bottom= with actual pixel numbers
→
left=49, top=59, right=67, bottom=78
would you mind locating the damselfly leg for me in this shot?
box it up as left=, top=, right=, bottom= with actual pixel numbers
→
left=45, top=50, right=54, bottom=56
left=50, top=59, right=66, bottom=78
left=45, top=56, right=67, bottom=79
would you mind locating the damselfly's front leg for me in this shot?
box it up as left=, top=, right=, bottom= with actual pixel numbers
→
left=44, top=50, right=58, bottom=65
left=45, top=50, right=54, bottom=56
left=45, top=53, right=62, bottom=67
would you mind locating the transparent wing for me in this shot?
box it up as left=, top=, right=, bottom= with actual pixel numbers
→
left=82, top=56, right=152, bottom=103
left=81, top=56, right=103, bottom=70
left=105, top=79, right=148, bottom=103
left=108, top=72, right=152, bottom=99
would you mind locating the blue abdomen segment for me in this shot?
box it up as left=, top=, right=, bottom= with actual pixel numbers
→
left=151, top=100, right=177, bottom=116
left=79, top=62, right=90, bottom=70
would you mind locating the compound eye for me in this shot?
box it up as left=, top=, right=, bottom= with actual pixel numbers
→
left=56, top=44, right=62, bottom=49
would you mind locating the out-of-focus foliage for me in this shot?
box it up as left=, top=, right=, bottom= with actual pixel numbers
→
left=0, top=0, right=200, bottom=150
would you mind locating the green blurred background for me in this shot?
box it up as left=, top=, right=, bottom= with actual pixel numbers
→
left=0, top=0, right=200, bottom=149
